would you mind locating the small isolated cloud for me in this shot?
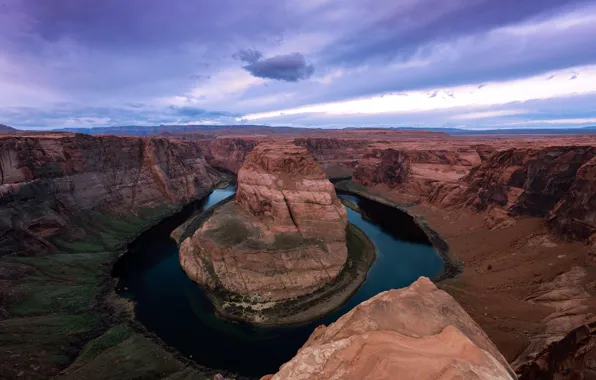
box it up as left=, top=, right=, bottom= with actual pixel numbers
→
left=242, top=53, right=315, bottom=82
left=233, top=48, right=263, bottom=64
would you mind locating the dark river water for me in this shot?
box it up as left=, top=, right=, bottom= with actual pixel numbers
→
left=112, top=186, right=444, bottom=377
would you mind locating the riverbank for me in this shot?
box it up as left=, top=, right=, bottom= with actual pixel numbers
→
left=335, top=180, right=462, bottom=280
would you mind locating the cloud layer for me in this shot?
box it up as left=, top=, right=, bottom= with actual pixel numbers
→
left=0, top=0, right=595, bottom=129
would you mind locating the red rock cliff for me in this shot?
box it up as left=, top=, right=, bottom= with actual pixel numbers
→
left=0, top=133, right=219, bottom=255
left=354, top=144, right=596, bottom=242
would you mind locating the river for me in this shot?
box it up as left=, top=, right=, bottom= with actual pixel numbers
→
left=112, top=186, right=444, bottom=377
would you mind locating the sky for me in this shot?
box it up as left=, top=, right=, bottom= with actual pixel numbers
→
left=1, top=0, right=596, bottom=130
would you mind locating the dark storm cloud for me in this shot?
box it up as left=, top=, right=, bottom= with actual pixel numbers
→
left=243, top=53, right=315, bottom=82
left=323, top=0, right=594, bottom=66
left=233, top=49, right=263, bottom=64
left=8, top=0, right=290, bottom=51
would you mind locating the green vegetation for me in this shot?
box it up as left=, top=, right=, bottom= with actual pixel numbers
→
left=203, top=218, right=250, bottom=246
left=74, top=324, right=134, bottom=363
left=58, top=334, right=186, bottom=380
left=0, top=202, right=218, bottom=379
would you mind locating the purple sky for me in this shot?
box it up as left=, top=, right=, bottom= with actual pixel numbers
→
left=1, top=0, right=596, bottom=130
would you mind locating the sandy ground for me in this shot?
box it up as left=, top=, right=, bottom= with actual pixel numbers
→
left=409, top=203, right=596, bottom=364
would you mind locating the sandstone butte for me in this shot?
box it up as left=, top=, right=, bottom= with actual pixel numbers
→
left=263, top=277, right=516, bottom=380
left=178, top=142, right=353, bottom=323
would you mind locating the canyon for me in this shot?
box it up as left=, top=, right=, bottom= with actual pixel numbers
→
left=1, top=128, right=596, bottom=379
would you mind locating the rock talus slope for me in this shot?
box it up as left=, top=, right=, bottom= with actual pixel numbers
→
left=179, top=142, right=349, bottom=311
left=264, top=277, right=516, bottom=380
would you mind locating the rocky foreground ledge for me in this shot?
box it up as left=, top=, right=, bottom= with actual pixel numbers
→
left=178, top=142, right=375, bottom=324
left=263, top=277, right=516, bottom=380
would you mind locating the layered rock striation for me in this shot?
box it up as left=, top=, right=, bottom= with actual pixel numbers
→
left=264, top=277, right=515, bottom=380
left=0, top=133, right=219, bottom=255
left=179, top=142, right=362, bottom=324
left=353, top=144, right=596, bottom=242
left=353, top=144, right=483, bottom=204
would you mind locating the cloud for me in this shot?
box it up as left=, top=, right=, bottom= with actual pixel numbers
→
left=241, top=65, right=596, bottom=119
left=242, top=53, right=315, bottom=82
left=504, top=117, right=596, bottom=125
left=2, top=0, right=596, bottom=129
left=452, top=110, right=529, bottom=120
left=233, top=48, right=263, bottom=64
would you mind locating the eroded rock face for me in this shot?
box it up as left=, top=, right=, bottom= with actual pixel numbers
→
left=263, top=277, right=515, bottom=380
left=235, top=143, right=348, bottom=240
left=354, top=144, right=596, bottom=243
left=549, top=154, right=596, bottom=241
left=0, top=133, right=218, bottom=255
left=517, top=321, right=596, bottom=380
left=353, top=147, right=410, bottom=187
left=353, top=145, right=481, bottom=204
left=179, top=142, right=349, bottom=318
left=197, top=136, right=265, bottom=173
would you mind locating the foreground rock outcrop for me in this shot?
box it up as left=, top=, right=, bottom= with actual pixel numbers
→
left=178, top=142, right=373, bottom=324
left=264, top=277, right=515, bottom=380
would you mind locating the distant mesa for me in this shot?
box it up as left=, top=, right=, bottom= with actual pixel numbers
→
left=0, top=124, right=17, bottom=133
left=175, top=142, right=374, bottom=324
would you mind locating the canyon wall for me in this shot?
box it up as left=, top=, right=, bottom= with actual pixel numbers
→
left=353, top=144, right=484, bottom=204
left=195, top=136, right=265, bottom=174
left=264, top=277, right=515, bottom=380
left=0, top=133, right=219, bottom=255
left=192, top=136, right=372, bottom=177
left=353, top=144, right=596, bottom=242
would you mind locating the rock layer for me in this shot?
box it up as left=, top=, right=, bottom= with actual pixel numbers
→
left=263, top=277, right=515, bottom=380
left=235, top=143, right=348, bottom=240
left=179, top=142, right=350, bottom=321
left=0, top=133, right=218, bottom=256
left=354, top=144, right=596, bottom=242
